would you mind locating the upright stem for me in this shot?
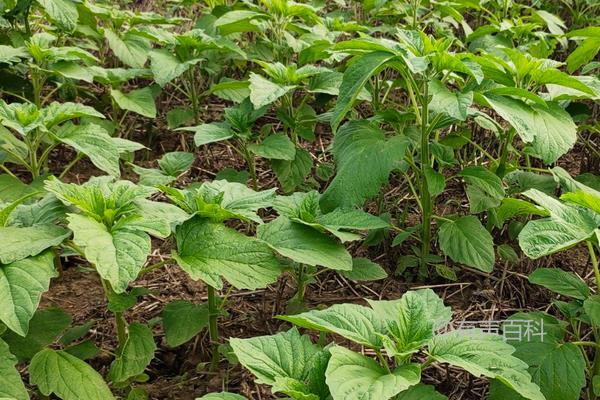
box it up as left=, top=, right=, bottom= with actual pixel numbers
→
left=496, top=128, right=515, bottom=178
left=587, top=241, right=600, bottom=399
left=207, top=285, right=220, bottom=371
left=296, top=264, right=306, bottom=304
left=419, top=82, right=431, bottom=270
left=100, top=279, right=128, bottom=345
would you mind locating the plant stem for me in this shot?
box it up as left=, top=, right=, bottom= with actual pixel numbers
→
left=419, top=81, right=431, bottom=270
left=587, top=241, right=600, bottom=399
left=296, top=263, right=306, bottom=304
left=100, top=279, right=128, bottom=345
left=496, top=128, right=515, bottom=178
left=207, top=285, right=220, bottom=371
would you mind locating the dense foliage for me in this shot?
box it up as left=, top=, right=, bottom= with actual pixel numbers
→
left=0, top=0, right=599, bottom=399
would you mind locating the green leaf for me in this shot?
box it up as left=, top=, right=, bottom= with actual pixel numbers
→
left=528, top=268, right=589, bottom=300
left=428, top=80, right=472, bottom=121
left=30, top=349, right=115, bottom=400
left=331, top=51, right=397, bottom=131
left=196, top=393, right=247, bottom=400
left=494, top=312, right=586, bottom=400
left=132, top=199, right=189, bottom=238
left=458, top=166, right=505, bottom=213
left=483, top=94, right=576, bottom=164
left=428, top=330, right=544, bottom=400
left=183, top=123, right=234, bottom=147
left=2, top=308, right=71, bottom=361
left=518, top=189, right=600, bottom=259
left=55, top=123, right=121, bottom=176
left=248, top=133, right=296, bottom=160
left=325, top=346, right=420, bottom=400
left=257, top=216, right=352, bottom=271
left=396, top=384, right=447, bottom=400
left=0, top=251, right=57, bottom=336
left=0, top=339, right=28, bottom=400
left=149, top=50, right=200, bottom=87
left=41, top=102, right=105, bottom=129
left=340, top=258, right=388, bottom=281
left=68, top=214, right=150, bottom=293
left=109, top=323, right=156, bottom=383
left=368, top=289, right=451, bottom=355
left=272, top=148, right=313, bottom=192
left=249, top=73, right=294, bottom=108
left=162, top=300, right=209, bottom=347
left=173, top=217, right=281, bottom=290
left=111, top=88, right=157, bottom=118
left=320, top=121, right=409, bottom=211
left=279, top=303, right=385, bottom=348
left=158, top=152, right=194, bottom=176
left=37, top=0, right=78, bottom=31
left=105, top=29, right=149, bottom=68
left=0, top=224, right=70, bottom=264
left=584, top=295, right=600, bottom=327
left=567, top=37, right=600, bottom=73
left=230, top=328, right=324, bottom=385
left=424, top=166, right=445, bottom=197
left=438, top=216, right=495, bottom=272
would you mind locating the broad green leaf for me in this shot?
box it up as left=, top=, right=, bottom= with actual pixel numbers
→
left=109, top=323, right=156, bottom=383
left=132, top=199, right=189, bottom=238
left=111, top=88, right=157, bottom=118
left=368, top=289, right=451, bottom=355
left=0, top=224, right=70, bottom=264
left=584, top=295, right=600, bottom=327
left=149, top=50, right=200, bottom=87
left=458, top=166, right=505, bottom=213
left=483, top=94, right=576, bottom=164
left=37, top=0, right=78, bottom=31
left=0, top=339, right=28, bottom=400
left=320, top=121, right=409, bottom=211
left=105, top=29, right=149, bottom=68
left=0, top=175, right=38, bottom=202
left=493, top=198, right=549, bottom=228
left=396, top=384, right=447, bottom=400
left=325, top=346, right=420, bottom=400
left=249, top=73, right=295, bottom=108
left=272, top=148, right=313, bottom=192
left=42, top=102, right=105, bottom=129
left=182, top=123, right=234, bottom=147
left=518, top=189, right=600, bottom=258
left=30, top=349, right=115, bottom=400
left=428, top=330, right=544, bottom=400
left=424, top=166, right=445, bottom=197
left=200, top=180, right=276, bottom=223
left=55, top=123, right=121, bottom=176
left=567, top=37, right=600, bottom=73
left=162, top=300, right=209, bottom=347
left=428, top=80, right=472, bottom=121
left=68, top=214, right=150, bottom=293
left=279, top=303, right=385, bottom=348
left=132, top=165, right=174, bottom=187
left=197, top=393, right=247, bottom=400
left=340, top=258, right=388, bottom=281
left=0, top=251, right=57, bottom=336
left=2, top=308, right=71, bottom=361
left=173, top=217, right=281, bottom=290
left=257, top=216, right=352, bottom=271
left=438, top=216, right=495, bottom=272
left=528, top=268, right=589, bottom=300
left=230, top=328, right=324, bottom=385
left=331, top=51, right=397, bottom=131
left=248, top=133, right=296, bottom=160
left=561, top=191, right=600, bottom=214
left=0, top=192, right=38, bottom=226
left=495, top=312, right=586, bottom=400
left=158, top=152, right=195, bottom=176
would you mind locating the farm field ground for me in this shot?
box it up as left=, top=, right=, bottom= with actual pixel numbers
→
left=0, top=1, right=599, bottom=400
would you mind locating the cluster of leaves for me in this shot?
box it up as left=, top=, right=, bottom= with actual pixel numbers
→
left=0, top=0, right=598, bottom=399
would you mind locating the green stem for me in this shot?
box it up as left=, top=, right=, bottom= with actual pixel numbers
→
left=100, top=279, right=127, bottom=345
left=587, top=241, right=600, bottom=397
left=496, top=128, right=515, bottom=178
left=419, top=81, right=431, bottom=269
left=207, top=285, right=220, bottom=371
